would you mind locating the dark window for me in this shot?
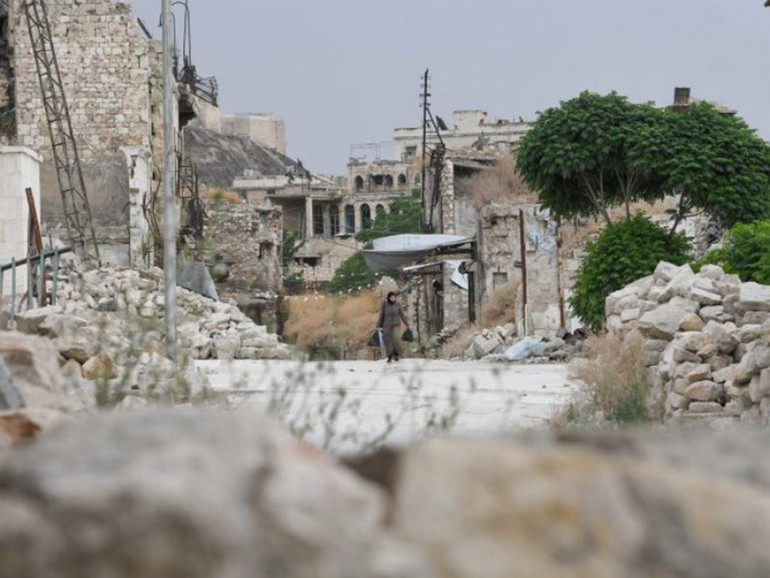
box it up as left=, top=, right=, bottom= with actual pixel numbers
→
left=397, top=174, right=407, bottom=187
left=354, top=176, right=364, bottom=191
left=361, top=204, right=372, bottom=230
left=330, top=205, right=340, bottom=236
left=345, top=205, right=355, bottom=234
left=376, top=204, right=386, bottom=219
left=313, top=204, right=324, bottom=236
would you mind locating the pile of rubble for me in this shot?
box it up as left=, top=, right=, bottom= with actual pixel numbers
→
left=445, top=322, right=581, bottom=363
left=1, top=265, right=292, bottom=404
left=606, top=261, right=770, bottom=425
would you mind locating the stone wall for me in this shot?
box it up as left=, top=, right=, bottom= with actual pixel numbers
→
left=606, top=262, right=770, bottom=425
left=6, top=0, right=162, bottom=260
left=197, top=201, right=283, bottom=295
left=479, top=203, right=582, bottom=335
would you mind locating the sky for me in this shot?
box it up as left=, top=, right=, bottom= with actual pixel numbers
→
left=129, top=0, right=770, bottom=175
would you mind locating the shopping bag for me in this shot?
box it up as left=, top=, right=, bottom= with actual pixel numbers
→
left=367, top=329, right=383, bottom=347
left=401, top=327, right=414, bottom=342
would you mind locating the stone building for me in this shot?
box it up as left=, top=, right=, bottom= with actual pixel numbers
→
left=0, top=0, right=202, bottom=266
left=410, top=149, right=583, bottom=339
left=394, top=110, right=532, bottom=162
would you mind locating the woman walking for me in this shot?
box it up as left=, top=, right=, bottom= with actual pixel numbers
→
left=377, top=291, right=410, bottom=363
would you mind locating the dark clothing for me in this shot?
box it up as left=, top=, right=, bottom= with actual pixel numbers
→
left=377, top=301, right=408, bottom=358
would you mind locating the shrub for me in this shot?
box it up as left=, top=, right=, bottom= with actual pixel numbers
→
left=557, top=334, right=649, bottom=424
left=695, top=221, right=770, bottom=284
left=569, top=215, right=690, bottom=332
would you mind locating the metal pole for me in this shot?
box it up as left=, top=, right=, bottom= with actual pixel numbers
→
left=420, top=69, right=429, bottom=232
left=162, top=0, right=177, bottom=360
left=518, top=209, right=528, bottom=336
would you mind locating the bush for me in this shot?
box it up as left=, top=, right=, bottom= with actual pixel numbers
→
left=557, top=334, right=649, bottom=425
left=696, top=221, right=770, bottom=284
left=569, top=215, right=690, bottom=332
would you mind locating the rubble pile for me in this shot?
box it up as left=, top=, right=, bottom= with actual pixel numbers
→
left=447, top=322, right=581, bottom=363
left=606, top=261, right=770, bottom=425
left=3, top=265, right=292, bottom=402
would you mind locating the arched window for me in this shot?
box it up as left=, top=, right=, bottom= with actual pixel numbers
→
left=361, top=204, right=372, bottom=230
left=384, top=175, right=394, bottom=189
left=354, top=176, right=364, bottom=191
left=414, top=174, right=421, bottom=186
left=397, top=174, right=407, bottom=187
left=344, top=205, right=355, bottom=234
left=376, top=204, right=386, bottom=219
left=329, top=205, right=340, bottom=236
left=313, top=204, right=324, bottom=237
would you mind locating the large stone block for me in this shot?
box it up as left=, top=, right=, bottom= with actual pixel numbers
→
left=0, top=409, right=384, bottom=578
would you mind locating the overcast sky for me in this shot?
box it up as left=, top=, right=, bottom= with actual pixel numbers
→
left=129, top=0, right=770, bottom=175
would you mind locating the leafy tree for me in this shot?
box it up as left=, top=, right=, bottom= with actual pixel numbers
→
left=282, top=230, right=301, bottom=267
left=329, top=195, right=420, bottom=294
left=516, top=91, right=663, bottom=224
left=696, top=221, right=770, bottom=284
left=629, top=103, right=770, bottom=230
left=570, top=215, right=690, bottom=332
left=518, top=92, right=770, bottom=231
left=355, top=195, right=421, bottom=244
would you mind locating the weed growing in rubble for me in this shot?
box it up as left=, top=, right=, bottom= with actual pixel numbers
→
left=92, top=308, right=213, bottom=408
left=555, top=334, right=649, bottom=425
left=251, top=360, right=467, bottom=454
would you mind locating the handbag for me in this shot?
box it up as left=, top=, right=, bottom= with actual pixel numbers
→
left=401, top=327, right=414, bottom=342
left=367, top=329, right=383, bottom=347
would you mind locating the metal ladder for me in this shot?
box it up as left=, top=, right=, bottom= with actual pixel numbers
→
left=23, top=0, right=99, bottom=267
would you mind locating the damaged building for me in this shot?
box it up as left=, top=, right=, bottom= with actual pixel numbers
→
left=408, top=148, right=583, bottom=341
left=0, top=0, right=218, bottom=268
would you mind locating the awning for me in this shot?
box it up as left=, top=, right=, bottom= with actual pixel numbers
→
left=363, top=234, right=474, bottom=271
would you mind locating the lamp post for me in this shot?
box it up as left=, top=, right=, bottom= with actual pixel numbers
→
left=161, top=0, right=177, bottom=361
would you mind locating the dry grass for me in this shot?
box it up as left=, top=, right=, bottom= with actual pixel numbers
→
left=202, top=187, right=241, bottom=204
left=556, top=333, right=649, bottom=425
left=440, top=324, right=477, bottom=359
left=284, top=290, right=383, bottom=356
left=481, top=282, right=519, bottom=328
left=455, top=156, right=538, bottom=210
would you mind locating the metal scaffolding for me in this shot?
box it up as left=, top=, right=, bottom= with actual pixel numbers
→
left=23, top=0, right=99, bottom=267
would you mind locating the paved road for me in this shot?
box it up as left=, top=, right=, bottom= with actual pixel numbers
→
left=197, top=359, right=572, bottom=455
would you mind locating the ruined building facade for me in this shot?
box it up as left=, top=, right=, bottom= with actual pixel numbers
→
left=0, top=0, right=180, bottom=266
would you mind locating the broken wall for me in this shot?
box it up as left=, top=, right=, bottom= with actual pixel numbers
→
left=198, top=202, right=283, bottom=295
left=8, top=0, right=162, bottom=265
left=479, top=203, right=582, bottom=335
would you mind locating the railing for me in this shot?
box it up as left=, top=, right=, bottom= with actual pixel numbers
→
left=0, top=247, right=72, bottom=329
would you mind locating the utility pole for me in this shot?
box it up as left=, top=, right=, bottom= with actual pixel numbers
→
left=420, top=69, right=429, bottom=233
left=162, top=0, right=177, bottom=360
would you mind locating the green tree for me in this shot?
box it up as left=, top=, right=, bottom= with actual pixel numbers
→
left=355, top=195, right=422, bottom=244
left=629, top=103, right=770, bottom=230
left=516, top=91, right=663, bottom=224
left=328, top=195, right=421, bottom=294
left=696, top=221, right=770, bottom=284
left=570, top=215, right=691, bottom=332
left=517, top=93, right=770, bottom=231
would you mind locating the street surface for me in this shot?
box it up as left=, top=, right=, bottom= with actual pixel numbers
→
left=197, top=359, right=572, bottom=454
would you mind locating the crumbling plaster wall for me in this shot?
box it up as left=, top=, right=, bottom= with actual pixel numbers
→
left=479, top=203, right=583, bottom=335
left=9, top=0, right=161, bottom=264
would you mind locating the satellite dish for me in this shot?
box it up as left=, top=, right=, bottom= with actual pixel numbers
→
left=436, top=116, right=448, bottom=131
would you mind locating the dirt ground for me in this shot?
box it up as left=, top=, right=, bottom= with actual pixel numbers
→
left=197, top=359, right=572, bottom=454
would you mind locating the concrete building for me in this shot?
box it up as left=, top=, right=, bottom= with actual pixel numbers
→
left=394, top=110, right=532, bottom=162
left=0, top=146, right=41, bottom=297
